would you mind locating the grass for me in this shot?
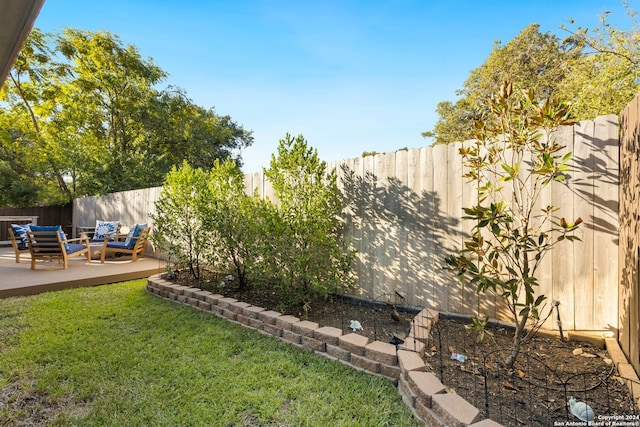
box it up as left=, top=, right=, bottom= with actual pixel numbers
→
left=0, top=280, right=421, bottom=426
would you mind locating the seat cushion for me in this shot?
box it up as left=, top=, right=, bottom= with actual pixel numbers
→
left=92, top=220, right=119, bottom=242
left=66, top=243, right=87, bottom=254
left=124, top=223, right=147, bottom=249
left=106, top=241, right=128, bottom=250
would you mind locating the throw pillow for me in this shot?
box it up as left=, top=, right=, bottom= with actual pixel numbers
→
left=92, top=220, right=120, bottom=241
left=11, top=223, right=31, bottom=250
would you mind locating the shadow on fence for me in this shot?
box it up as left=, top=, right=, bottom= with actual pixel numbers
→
left=426, top=318, right=639, bottom=426
left=339, top=162, right=463, bottom=312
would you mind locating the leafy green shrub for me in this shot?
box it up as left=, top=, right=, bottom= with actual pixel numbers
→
left=204, top=158, right=264, bottom=289
left=263, top=133, right=355, bottom=309
left=151, top=161, right=212, bottom=279
left=152, top=136, right=355, bottom=309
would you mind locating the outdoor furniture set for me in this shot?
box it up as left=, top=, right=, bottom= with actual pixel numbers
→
left=8, top=220, right=150, bottom=269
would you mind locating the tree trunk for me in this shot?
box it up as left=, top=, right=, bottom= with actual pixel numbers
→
left=10, top=73, right=73, bottom=202
left=506, top=311, right=529, bottom=368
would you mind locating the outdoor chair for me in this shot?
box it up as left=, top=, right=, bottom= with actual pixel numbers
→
left=8, top=224, right=30, bottom=263
left=26, top=225, right=91, bottom=269
left=81, top=220, right=120, bottom=260
left=100, top=225, right=150, bottom=263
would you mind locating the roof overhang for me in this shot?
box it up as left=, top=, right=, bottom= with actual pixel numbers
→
left=0, top=0, right=46, bottom=87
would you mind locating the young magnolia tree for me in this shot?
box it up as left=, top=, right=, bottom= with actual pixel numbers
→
left=445, top=81, right=582, bottom=368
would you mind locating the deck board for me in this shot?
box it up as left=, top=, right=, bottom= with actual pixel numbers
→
left=0, top=247, right=163, bottom=298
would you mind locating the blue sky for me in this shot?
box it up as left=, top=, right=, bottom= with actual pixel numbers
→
left=34, top=1, right=631, bottom=173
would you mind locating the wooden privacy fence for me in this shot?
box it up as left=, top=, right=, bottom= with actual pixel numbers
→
left=0, top=204, right=73, bottom=242
left=72, top=188, right=161, bottom=256
left=619, top=94, right=640, bottom=375
left=74, top=114, right=620, bottom=332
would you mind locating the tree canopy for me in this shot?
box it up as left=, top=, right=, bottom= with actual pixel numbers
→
left=425, top=6, right=640, bottom=144
left=0, top=28, right=253, bottom=206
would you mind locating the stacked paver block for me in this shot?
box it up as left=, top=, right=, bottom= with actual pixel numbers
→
left=244, top=305, right=266, bottom=329
left=405, top=371, right=446, bottom=412
left=398, top=336, right=426, bottom=357
left=193, top=290, right=213, bottom=310
left=259, top=310, right=283, bottom=337
left=315, top=326, right=347, bottom=361
left=216, top=297, right=238, bottom=321
left=432, top=394, right=482, bottom=426
left=293, top=321, right=324, bottom=351
left=339, top=333, right=369, bottom=355
left=204, top=293, right=224, bottom=306
left=366, top=340, right=400, bottom=379
left=228, top=300, right=251, bottom=313
left=182, top=287, right=202, bottom=307
left=194, top=290, right=212, bottom=299
left=217, top=296, right=237, bottom=308
left=170, top=285, right=190, bottom=303
left=146, top=274, right=504, bottom=426
left=277, top=315, right=302, bottom=344
left=314, top=326, right=342, bottom=345
left=398, top=349, right=426, bottom=373
left=229, top=301, right=252, bottom=325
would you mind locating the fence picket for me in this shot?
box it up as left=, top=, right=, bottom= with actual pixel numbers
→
left=573, top=119, right=595, bottom=330
left=593, top=115, right=620, bottom=332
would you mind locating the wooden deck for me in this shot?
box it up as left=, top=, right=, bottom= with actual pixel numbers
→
left=0, top=247, right=163, bottom=298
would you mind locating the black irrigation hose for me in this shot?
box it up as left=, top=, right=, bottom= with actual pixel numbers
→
left=478, top=348, right=617, bottom=394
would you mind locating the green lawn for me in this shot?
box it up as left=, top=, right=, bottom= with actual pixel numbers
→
left=0, top=280, right=420, bottom=426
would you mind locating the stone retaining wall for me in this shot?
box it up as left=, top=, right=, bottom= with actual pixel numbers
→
left=147, top=274, right=503, bottom=426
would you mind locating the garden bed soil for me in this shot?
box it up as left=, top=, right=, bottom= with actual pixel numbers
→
left=183, top=271, right=414, bottom=343
left=426, top=318, right=638, bottom=425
